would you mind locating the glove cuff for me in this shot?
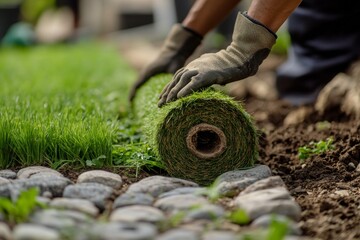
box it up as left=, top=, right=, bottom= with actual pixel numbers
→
left=242, top=12, right=277, bottom=39
left=162, top=24, right=202, bottom=58
left=232, top=12, right=277, bottom=52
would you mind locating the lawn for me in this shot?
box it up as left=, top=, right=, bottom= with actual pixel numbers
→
left=0, top=42, right=140, bottom=169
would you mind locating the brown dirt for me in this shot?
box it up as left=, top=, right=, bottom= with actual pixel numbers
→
left=242, top=95, right=360, bottom=240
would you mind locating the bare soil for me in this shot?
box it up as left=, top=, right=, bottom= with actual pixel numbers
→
left=241, top=95, right=360, bottom=240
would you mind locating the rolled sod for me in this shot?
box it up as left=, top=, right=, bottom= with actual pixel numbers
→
left=133, top=74, right=258, bottom=185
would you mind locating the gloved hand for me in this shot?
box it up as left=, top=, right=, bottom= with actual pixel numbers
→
left=129, top=24, right=202, bottom=101
left=158, top=13, right=276, bottom=107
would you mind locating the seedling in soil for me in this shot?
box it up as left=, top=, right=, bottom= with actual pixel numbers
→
left=298, top=137, right=335, bottom=162
left=0, top=188, right=45, bottom=225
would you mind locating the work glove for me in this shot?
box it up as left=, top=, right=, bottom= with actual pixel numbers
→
left=158, top=13, right=276, bottom=107
left=129, top=24, right=202, bottom=101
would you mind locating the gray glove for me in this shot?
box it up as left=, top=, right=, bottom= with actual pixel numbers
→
left=158, top=13, right=276, bottom=107
left=129, top=24, right=202, bottom=101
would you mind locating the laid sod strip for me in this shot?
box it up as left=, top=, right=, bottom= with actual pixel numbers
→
left=0, top=43, right=136, bottom=168
left=133, top=74, right=259, bottom=185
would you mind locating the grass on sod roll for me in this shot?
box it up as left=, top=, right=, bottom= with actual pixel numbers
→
left=0, top=42, right=142, bottom=169
left=133, top=74, right=259, bottom=185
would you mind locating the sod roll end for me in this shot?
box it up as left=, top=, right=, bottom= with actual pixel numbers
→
left=133, top=74, right=258, bottom=185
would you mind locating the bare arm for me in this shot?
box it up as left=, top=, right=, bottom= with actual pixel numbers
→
left=248, top=0, right=302, bottom=32
left=182, top=0, right=302, bottom=35
left=182, top=0, right=241, bottom=36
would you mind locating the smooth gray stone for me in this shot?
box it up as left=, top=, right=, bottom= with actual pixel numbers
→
left=36, top=196, right=51, bottom=205
left=77, top=170, right=123, bottom=189
left=17, top=166, right=63, bottom=179
left=240, top=176, right=286, bottom=195
left=158, top=187, right=205, bottom=199
left=110, top=205, right=165, bottom=223
left=236, top=187, right=291, bottom=204
left=252, top=214, right=302, bottom=235
left=156, top=229, right=199, bottom=240
left=0, top=177, right=10, bottom=185
left=235, top=188, right=301, bottom=221
left=0, top=222, right=12, bottom=240
left=127, top=176, right=198, bottom=198
left=30, top=209, right=91, bottom=230
left=50, top=198, right=99, bottom=217
left=90, top=222, right=157, bottom=240
left=63, top=182, right=113, bottom=210
left=13, top=224, right=60, bottom=240
left=215, top=165, right=272, bottom=197
left=184, top=204, right=225, bottom=222
left=0, top=175, right=72, bottom=199
left=0, top=170, right=16, bottom=179
left=154, top=194, right=208, bottom=213
left=113, top=192, right=154, bottom=209
left=202, top=231, right=237, bottom=240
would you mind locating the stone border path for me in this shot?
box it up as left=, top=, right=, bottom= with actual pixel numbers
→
left=0, top=165, right=312, bottom=240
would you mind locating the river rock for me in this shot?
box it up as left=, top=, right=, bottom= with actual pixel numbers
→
left=110, top=205, right=165, bottom=224
left=77, top=170, right=123, bottom=189
left=183, top=204, right=225, bottom=222
left=90, top=222, right=157, bottom=240
left=156, top=229, right=199, bottom=240
left=154, top=194, right=208, bottom=213
left=215, top=165, right=272, bottom=197
left=13, top=224, right=60, bottom=240
left=1, top=175, right=72, bottom=199
left=30, top=209, right=91, bottom=230
left=0, top=170, right=16, bottom=179
left=158, top=187, right=205, bottom=199
left=50, top=198, right=99, bottom=217
left=240, top=176, right=286, bottom=195
left=0, top=177, right=10, bottom=185
left=113, top=192, right=154, bottom=208
left=17, top=166, right=63, bottom=179
left=63, top=182, right=113, bottom=210
left=127, top=176, right=198, bottom=198
left=202, top=231, right=237, bottom=240
left=252, top=214, right=302, bottom=235
left=235, top=188, right=301, bottom=221
left=0, top=222, right=12, bottom=240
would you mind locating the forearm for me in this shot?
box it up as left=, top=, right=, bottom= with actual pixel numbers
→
left=182, top=0, right=241, bottom=36
left=248, top=0, right=302, bottom=32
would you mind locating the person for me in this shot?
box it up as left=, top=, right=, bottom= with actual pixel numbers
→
left=129, top=0, right=360, bottom=107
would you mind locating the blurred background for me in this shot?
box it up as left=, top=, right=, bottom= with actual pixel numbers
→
left=1, top=0, right=286, bottom=71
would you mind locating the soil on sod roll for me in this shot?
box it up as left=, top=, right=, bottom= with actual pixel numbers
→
left=132, top=74, right=258, bottom=185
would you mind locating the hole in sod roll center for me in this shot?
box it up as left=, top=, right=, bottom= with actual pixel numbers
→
left=186, top=123, right=227, bottom=159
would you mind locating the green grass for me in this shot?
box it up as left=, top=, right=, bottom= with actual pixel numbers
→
left=0, top=42, right=140, bottom=168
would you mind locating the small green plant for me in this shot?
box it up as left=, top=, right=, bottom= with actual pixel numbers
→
left=226, top=208, right=250, bottom=225
left=240, top=216, right=289, bottom=240
left=266, top=217, right=289, bottom=240
left=298, top=137, right=335, bottom=162
left=0, top=188, right=45, bottom=224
